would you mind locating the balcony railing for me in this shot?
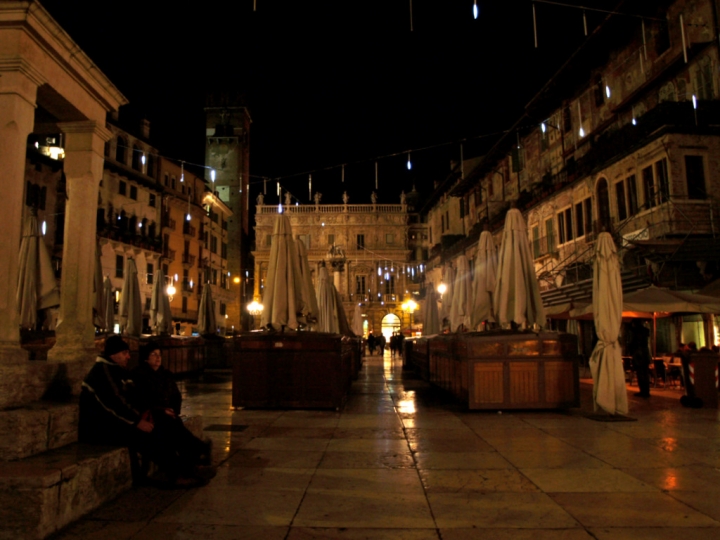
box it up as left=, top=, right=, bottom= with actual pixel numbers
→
left=182, top=253, right=196, bottom=266
left=258, top=204, right=406, bottom=214
left=162, top=217, right=176, bottom=231
left=162, top=248, right=176, bottom=262
left=183, top=224, right=196, bottom=237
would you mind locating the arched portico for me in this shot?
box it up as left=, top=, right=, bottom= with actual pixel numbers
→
left=0, top=1, right=126, bottom=407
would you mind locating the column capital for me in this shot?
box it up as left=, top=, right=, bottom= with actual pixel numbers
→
left=58, top=120, right=112, bottom=144
left=0, top=57, right=47, bottom=87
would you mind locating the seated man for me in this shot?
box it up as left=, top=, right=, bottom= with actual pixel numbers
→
left=79, top=335, right=209, bottom=488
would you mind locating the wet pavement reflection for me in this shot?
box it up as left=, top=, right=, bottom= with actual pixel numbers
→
left=55, top=349, right=720, bottom=539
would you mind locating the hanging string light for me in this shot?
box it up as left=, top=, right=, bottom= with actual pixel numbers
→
left=473, top=0, right=478, bottom=20
left=577, top=102, right=585, bottom=138
left=409, top=0, right=413, bottom=32
left=680, top=14, right=688, bottom=63
left=532, top=3, right=538, bottom=48
left=582, top=10, right=588, bottom=36
left=375, top=161, right=378, bottom=189
left=308, top=174, right=312, bottom=201
left=141, top=153, right=146, bottom=166
left=605, top=84, right=611, bottom=99
left=263, top=178, right=267, bottom=195
left=180, top=162, right=184, bottom=183
left=406, top=152, right=412, bottom=171
left=210, top=169, right=216, bottom=183
left=341, top=164, right=345, bottom=183
left=186, top=194, right=191, bottom=221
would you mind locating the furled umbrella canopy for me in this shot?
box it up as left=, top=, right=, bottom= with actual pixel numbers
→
left=423, top=285, right=441, bottom=335
left=471, top=229, right=497, bottom=329
left=261, top=214, right=303, bottom=331
left=316, top=265, right=340, bottom=333
left=449, top=255, right=472, bottom=332
left=588, top=232, right=628, bottom=416
left=93, top=241, right=105, bottom=329
left=103, top=276, right=115, bottom=333
left=295, top=236, right=319, bottom=327
left=352, top=303, right=364, bottom=336
left=150, top=268, right=173, bottom=335
left=493, top=208, right=546, bottom=328
left=118, top=258, right=142, bottom=337
left=197, top=281, right=216, bottom=335
left=16, top=214, right=60, bottom=329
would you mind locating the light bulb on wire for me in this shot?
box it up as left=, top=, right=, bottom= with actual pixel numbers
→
left=407, top=153, right=412, bottom=170
left=473, top=0, right=478, bottom=19
left=541, top=122, right=547, bottom=134
left=210, top=169, right=216, bottom=182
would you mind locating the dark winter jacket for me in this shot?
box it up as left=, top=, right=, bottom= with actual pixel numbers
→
left=78, top=356, right=142, bottom=445
left=130, top=362, right=182, bottom=416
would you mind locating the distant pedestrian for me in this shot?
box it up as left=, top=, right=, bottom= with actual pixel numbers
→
left=377, top=334, right=386, bottom=354
left=368, top=332, right=376, bottom=355
left=628, top=319, right=651, bottom=398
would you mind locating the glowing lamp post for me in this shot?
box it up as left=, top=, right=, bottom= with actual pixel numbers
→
left=402, top=299, right=418, bottom=330
left=247, top=300, right=264, bottom=329
left=166, top=282, right=176, bottom=303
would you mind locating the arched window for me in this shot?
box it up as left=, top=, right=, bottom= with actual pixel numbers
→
left=115, top=137, right=127, bottom=163
left=131, top=145, right=142, bottom=171
left=596, top=178, right=611, bottom=232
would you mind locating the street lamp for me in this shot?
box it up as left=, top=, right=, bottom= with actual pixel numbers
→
left=402, top=299, right=418, bottom=331
left=437, top=283, right=447, bottom=296
left=247, top=300, right=264, bottom=316
left=166, top=281, right=176, bottom=303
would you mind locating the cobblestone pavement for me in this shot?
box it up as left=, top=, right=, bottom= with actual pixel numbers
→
left=53, top=353, right=720, bottom=539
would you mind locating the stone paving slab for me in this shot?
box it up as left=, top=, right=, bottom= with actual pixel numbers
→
left=49, top=354, right=720, bottom=539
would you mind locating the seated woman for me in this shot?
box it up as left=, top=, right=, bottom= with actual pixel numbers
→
left=131, top=342, right=213, bottom=476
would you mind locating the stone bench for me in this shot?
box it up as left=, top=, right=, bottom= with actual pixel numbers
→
left=0, top=399, right=204, bottom=539
left=0, top=443, right=132, bottom=539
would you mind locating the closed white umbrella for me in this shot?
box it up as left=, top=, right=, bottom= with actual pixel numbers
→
left=295, top=237, right=319, bottom=327
left=93, top=241, right=105, bottom=329
left=471, top=230, right=497, bottom=329
left=316, top=265, right=340, bottom=333
left=118, top=258, right=142, bottom=337
left=493, top=208, right=546, bottom=329
left=423, top=285, right=441, bottom=335
left=352, top=303, right=364, bottom=336
left=16, top=214, right=60, bottom=329
left=261, top=214, right=303, bottom=331
left=197, top=281, right=216, bottom=335
left=449, top=255, right=472, bottom=332
left=150, top=268, right=173, bottom=335
left=103, top=276, right=115, bottom=333
left=589, top=232, right=628, bottom=416
left=440, top=264, right=455, bottom=323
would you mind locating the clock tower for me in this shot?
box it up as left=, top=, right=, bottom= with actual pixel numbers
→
left=205, top=94, right=252, bottom=332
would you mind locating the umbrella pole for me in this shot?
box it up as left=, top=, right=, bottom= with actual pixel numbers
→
left=653, top=313, right=657, bottom=359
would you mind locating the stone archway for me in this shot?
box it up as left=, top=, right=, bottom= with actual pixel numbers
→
left=381, top=313, right=401, bottom=341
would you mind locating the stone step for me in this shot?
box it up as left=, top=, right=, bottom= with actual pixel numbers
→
left=0, top=443, right=132, bottom=540
left=0, top=402, right=78, bottom=461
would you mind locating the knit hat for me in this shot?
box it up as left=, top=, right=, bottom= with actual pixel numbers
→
left=104, top=335, right=130, bottom=357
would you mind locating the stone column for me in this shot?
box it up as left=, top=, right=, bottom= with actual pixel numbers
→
left=0, top=69, right=41, bottom=364
left=48, top=121, right=110, bottom=363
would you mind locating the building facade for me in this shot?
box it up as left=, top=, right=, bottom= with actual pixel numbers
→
left=252, top=201, right=425, bottom=338
left=98, top=118, right=163, bottom=333
left=424, top=0, right=720, bottom=353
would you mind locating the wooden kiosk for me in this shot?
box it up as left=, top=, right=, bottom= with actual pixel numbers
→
left=414, top=331, right=579, bottom=410
left=230, top=332, right=355, bottom=410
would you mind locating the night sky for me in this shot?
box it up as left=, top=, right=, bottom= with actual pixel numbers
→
left=40, top=0, right=623, bottom=205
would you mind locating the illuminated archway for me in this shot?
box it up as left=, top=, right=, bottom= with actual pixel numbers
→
left=381, top=313, right=401, bottom=341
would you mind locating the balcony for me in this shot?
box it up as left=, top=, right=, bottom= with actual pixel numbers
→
left=162, top=248, right=176, bottom=262
left=182, top=253, right=196, bottom=266
left=181, top=281, right=194, bottom=293
left=183, top=223, right=196, bottom=238
left=162, top=217, right=176, bottom=231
